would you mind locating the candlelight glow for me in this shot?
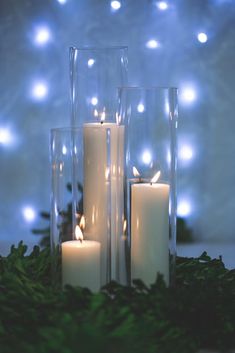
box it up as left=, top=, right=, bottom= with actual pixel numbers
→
left=133, top=166, right=140, bottom=177
left=151, top=171, right=161, bottom=183
left=94, top=109, right=99, bottom=117
left=75, top=225, right=83, bottom=241
left=79, top=215, right=85, bottom=230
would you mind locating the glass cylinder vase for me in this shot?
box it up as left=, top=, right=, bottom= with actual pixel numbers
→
left=69, top=46, right=128, bottom=283
left=118, top=87, right=178, bottom=286
left=50, top=127, right=112, bottom=291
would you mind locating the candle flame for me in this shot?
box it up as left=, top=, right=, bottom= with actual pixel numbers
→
left=105, top=167, right=110, bottom=181
left=101, top=110, right=106, bottom=123
left=151, top=171, right=161, bottom=183
left=79, top=215, right=85, bottom=230
left=94, top=109, right=98, bottom=117
left=123, top=220, right=127, bottom=233
left=75, top=225, right=83, bottom=242
left=133, top=166, right=140, bottom=177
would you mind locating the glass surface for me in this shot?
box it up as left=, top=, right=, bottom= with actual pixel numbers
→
left=50, top=127, right=112, bottom=288
left=118, top=87, right=178, bottom=285
left=70, top=46, right=128, bottom=125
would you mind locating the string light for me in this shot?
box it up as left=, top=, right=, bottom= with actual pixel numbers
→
left=91, top=97, right=98, bottom=106
left=0, top=128, right=14, bottom=146
left=34, top=26, right=51, bottom=46
left=22, top=206, right=36, bottom=223
left=156, top=1, right=168, bottom=10
left=197, top=32, right=208, bottom=43
left=31, top=81, right=48, bottom=101
left=180, top=86, right=197, bottom=104
left=142, top=150, right=152, bottom=165
left=179, top=145, right=194, bottom=161
left=146, top=39, right=159, bottom=49
left=177, top=200, right=192, bottom=217
left=111, top=1, right=121, bottom=10
left=137, top=103, right=145, bottom=113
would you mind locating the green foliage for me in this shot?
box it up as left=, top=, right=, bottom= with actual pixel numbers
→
left=0, top=243, right=235, bottom=353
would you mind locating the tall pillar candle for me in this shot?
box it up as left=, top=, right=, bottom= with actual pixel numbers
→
left=131, top=183, right=169, bottom=286
left=83, top=123, right=124, bottom=284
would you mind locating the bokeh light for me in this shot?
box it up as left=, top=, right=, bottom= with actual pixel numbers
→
left=180, top=86, right=197, bottom=104
left=88, top=58, right=95, bottom=67
left=177, top=200, right=192, bottom=217
left=137, top=103, right=145, bottom=113
left=142, top=150, right=152, bottom=165
left=91, top=97, right=98, bottom=106
left=31, top=81, right=48, bottom=101
left=146, top=39, right=159, bottom=49
left=111, top=1, right=121, bottom=11
left=22, top=206, right=36, bottom=223
left=179, top=144, right=194, bottom=161
left=34, top=26, right=51, bottom=46
left=197, top=32, right=208, bottom=43
left=0, top=127, right=14, bottom=146
left=156, top=1, right=168, bottom=10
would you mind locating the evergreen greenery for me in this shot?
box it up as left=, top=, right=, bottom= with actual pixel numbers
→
left=0, top=243, right=234, bottom=353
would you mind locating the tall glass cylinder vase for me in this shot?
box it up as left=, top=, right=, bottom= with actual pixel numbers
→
left=50, top=127, right=112, bottom=290
left=118, top=87, right=178, bottom=286
left=70, top=46, right=128, bottom=283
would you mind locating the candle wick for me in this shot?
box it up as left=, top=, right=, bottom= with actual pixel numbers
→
left=100, top=121, right=104, bottom=125
left=150, top=182, right=153, bottom=186
left=79, top=238, right=83, bottom=243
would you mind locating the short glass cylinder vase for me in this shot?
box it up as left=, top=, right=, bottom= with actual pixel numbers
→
left=118, top=87, right=178, bottom=286
left=69, top=46, right=128, bottom=284
left=50, top=127, right=112, bottom=291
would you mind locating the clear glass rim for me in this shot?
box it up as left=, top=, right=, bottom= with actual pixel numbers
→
left=118, top=86, right=178, bottom=91
left=70, top=45, right=128, bottom=51
left=51, top=127, right=83, bottom=134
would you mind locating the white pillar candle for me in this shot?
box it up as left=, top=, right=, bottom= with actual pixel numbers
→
left=62, top=226, right=101, bottom=292
left=131, top=181, right=170, bottom=286
left=83, top=122, right=124, bottom=284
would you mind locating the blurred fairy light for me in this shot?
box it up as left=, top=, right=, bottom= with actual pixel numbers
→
left=137, top=103, right=145, bottom=113
left=31, top=81, right=48, bottom=101
left=156, top=1, right=168, bottom=10
left=111, top=1, right=121, bottom=10
left=0, top=128, right=13, bottom=146
left=57, top=0, right=67, bottom=4
left=91, top=97, right=98, bottom=106
left=22, top=206, right=36, bottom=223
left=142, top=150, right=152, bottom=165
left=88, top=58, right=95, bottom=67
left=179, top=144, right=194, bottom=161
left=177, top=200, right=192, bottom=217
left=197, top=32, right=208, bottom=43
left=146, top=39, right=159, bottom=49
left=62, top=145, right=67, bottom=155
left=34, top=26, right=51, bottom=46
left=180, top=86, right=197, bottom=104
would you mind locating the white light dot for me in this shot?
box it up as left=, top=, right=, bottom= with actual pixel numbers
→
left=34, top=26, right=51, bottom=46
left=91, top=97, right=98, bottom=106
left=22, top=206, right=36, bottom=223
left=179, top=145, right=194, bottom=161
left=156, top=1, right=168, bottom=10
left=177, top=200, right=191, bottom=217
left=57, top=0, right=67, bottom=4
left=142, top=150, right=152, bottom=165
left=88, top=58, right=95, bottom=67
left=137, top=103, right=145, bottom=113
left=146, top=39, right=159, bottom=49
left=111, top=0, right=121, bottom=10
left=62, top=145, right=67, bottom=155
left=180, top=87, right=197, bottom=104
left=197, top=32, right=208, bottom=43
left=0, top=128, right=13, bottom=145
left=31, top=82, right=48, bottom=101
